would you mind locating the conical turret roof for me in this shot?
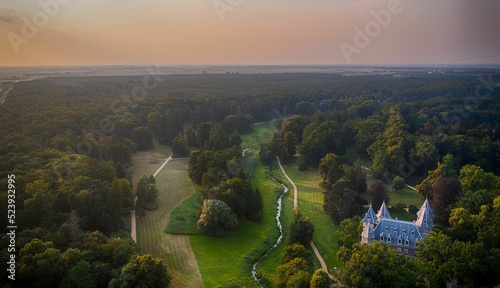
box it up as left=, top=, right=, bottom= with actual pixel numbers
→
left=376, top=200, right=391, bottom=222
left=362, top=204, right=377, bottom=224
left=416, top=198, right=434, bottom=229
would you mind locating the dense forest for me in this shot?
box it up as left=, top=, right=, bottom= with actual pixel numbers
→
left=0, top=69, right=499, bottom=287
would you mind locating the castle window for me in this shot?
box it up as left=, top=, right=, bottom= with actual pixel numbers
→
left=380, top=234, right=384, bottom=241
left=387, top=235, right=391, bottom=243
left=397, top=248, right=401, bottom=253
left=398, top=237, right=402, bottom=245
left=404, top=249, right=408, bottom=255
left=405, top=239, right=409, bottom=246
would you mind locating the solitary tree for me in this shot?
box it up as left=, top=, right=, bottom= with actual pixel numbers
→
left=172, top=132, right=189, bottom=158
left=431, top=177, right=462, bottom=226
left=391, top=175, right=406, bottom=193
left=290, top=211, right=315, bottom=245
left=197, top=199, right=238, bottom=237
left=370, top=180, right=389, bottom=212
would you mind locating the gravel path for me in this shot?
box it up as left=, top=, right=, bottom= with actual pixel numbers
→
left=276, top=157, right=336, bottom=282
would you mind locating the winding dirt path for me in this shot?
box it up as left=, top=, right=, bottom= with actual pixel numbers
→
left=277, top=157, right=298, bottom=209
left=276, top=157, right=336, bottom=282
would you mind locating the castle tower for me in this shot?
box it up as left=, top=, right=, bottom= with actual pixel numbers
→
left=376, top=200, right=391, bottom=223
left=362, top=204, right=377, bottom=228
left=361, top=204, right=377, bottom=244
left=361, top=223, right=375, bottom=245
left=416, top=198, right=434, bottom=235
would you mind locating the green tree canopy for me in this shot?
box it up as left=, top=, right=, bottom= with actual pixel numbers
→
left=338, top=242, right=419, bottom=288
left=110, top=254, right=171, bottom=288
left=172, top=131, right=189, bottom=158
left=133, top=126, right=154, bottom=151
left=197, top=199, right=238, bottom=237
left=290, top=211, right=315, bottom=246
left=310, top=269, right=331, bottom=288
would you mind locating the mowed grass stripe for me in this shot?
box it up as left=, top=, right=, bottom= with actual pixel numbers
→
left=136, top=159, right=203, bottom=288
left=282, top=159, right=342, bottom=271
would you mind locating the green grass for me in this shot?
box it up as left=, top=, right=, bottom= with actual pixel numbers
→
left=388, top=187, right=422, bottom=208
left=135, top=159, right=203, bottom=287
left=165, top=190, right=202, bottom=235
left=280, top=159, right=342, bottom=271
left=153, top=149, right=171, bottom=158
left=189, top=162, right=283, bottom=287
left=254, top=164, right=294, bottom=287
left=184, top=123, right=285, bottom=287
left=392, top=211, right=416, bottom=221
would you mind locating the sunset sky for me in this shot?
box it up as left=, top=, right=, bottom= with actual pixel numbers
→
left=1, top=0, right=499, bottom=66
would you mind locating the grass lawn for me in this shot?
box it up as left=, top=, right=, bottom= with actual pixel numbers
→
left=280, top=159, right=342, bottom=272
left=165, top=190, right=202, bottom=235
left=186, top=122, right=285, bottom=287
left=388, top=186, right=423, bottom=208
left=188, top=163, right=283, bottom=287
left=135, top=159, right=203, bottom=287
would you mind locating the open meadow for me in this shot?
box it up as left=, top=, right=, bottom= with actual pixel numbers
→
left=132, top=150, right=203, bottom=287
left=279, top=159, right=342, bottom=271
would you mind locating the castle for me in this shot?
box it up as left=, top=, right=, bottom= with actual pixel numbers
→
left=361, top=199, right=434, bottom=257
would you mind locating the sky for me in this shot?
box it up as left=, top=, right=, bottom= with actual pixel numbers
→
left=1, top=0, right=499, bottom=66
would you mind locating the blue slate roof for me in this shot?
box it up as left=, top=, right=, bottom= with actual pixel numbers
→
left=361, top=223, right=375, bottom=239
left=376, top=200, right=391, bottom=222
left=372, top=219, right=423, bottom=248
left=362, top=204, right=377, bottom=224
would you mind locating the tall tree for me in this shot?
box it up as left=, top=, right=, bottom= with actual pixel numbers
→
left=319, top=153, right=344, bottom=188
left=345, top=164, right=367, bottom=194
left=196, top=121, right=214, bottom=148
left=109, top=254, right=171, bottom=288
left=290, top=211, right=315, bottom=245
left=367, top=105, right=409, bottom=177
left=369, top=180, right=389, bottom=212
left=284, top=243, right=311, bottom=264
left=310, top=269, right=331, bottom=288
left=416, top=162, right=446, bottom=200
left=276, top=257, right=311, bottom=288
left=172, top=132, right=189, bottom=158
left=338, top=216, right=362, bottom=249
left=197, top=199, right=238, bottom=237
left=431, top=177, right=462, bottom=226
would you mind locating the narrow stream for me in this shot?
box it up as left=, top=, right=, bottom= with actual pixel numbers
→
left=251, top=178, right=288, bottom=287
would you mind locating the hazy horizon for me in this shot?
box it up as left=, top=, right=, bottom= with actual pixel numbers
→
left=2, top=0, right=500, bottom=66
